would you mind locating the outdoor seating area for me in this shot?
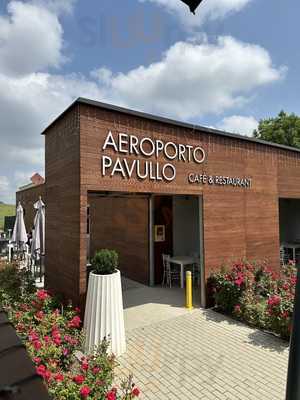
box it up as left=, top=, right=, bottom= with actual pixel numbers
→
left=161, top=254, right=201, bottom=288
left=0, top=199, right=45, bottom=285
left=279, top=198, right=300, bottom=266
left=280, top=242, right=300, bottom=265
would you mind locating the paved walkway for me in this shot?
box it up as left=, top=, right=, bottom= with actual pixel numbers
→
left=116, top=282, right=289, bottom=400
left=121, top=278, right=200, bottom=331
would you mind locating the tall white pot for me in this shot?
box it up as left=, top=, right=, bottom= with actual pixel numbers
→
left=84, top=270, right=126, bottom=356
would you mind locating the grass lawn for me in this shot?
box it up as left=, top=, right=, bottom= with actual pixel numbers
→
left=0, top=204, right=15, bottom=231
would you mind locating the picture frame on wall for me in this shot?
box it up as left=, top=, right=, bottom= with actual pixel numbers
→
left=154, top=225, right=165, bottom=242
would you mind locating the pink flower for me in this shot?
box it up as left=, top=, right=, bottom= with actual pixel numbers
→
left=52, top=327, right=61, bottom=337
left=132, top=387, right=140, bottom=397
left=92, top=366, right=101, bottom=374
left=53, top=336, right=62, bottom=346
left=234, top=272, right=244, bottom=287
left=234, top=304, right=241, bottom=314
left=36, top=366, right=51, bottom=382
left=44, top=336, right=51, bottom=344
left=73, top=375, right=85, bottom=385
left=64, top=334, right=72, bottom=343
left=267, top=295, right=281, bottom=307
left=33, top=357, right=41, bottom=364
left=44, top=370, right=52, bottom=382
left=80, top=386, right=91, bottom=398
left=31, top=300, right=39, bottom=308
left=29, top=331, right=39, bottom=342
left=235, top=277, right=244, bottom=287
left=35, top=310, right=44, bottom=320
left=282, top=283, right=289, bottom=291
left=272, top=272, right=279, bottom=280
left=33, top=340, right=42, bottom=350
left=20, top=303, right=29, bottom=311
left=81, top=361, right=89, bottom=371
left=291, top=276, right=297, bottom=286
left=63, top=348, right=69, bottom=356
left=68, top=316, right=81, bottom=329
left=106, top=391, right=116, bottom=400
left=36, top=289, right=49, bottom=301
left=36, top=365, right=47, bottom=377
left=54, top=373, right=64, bottom=382
left=15, top=311, right=22, bottom=319
left=16, top=323, right=25, bottom=332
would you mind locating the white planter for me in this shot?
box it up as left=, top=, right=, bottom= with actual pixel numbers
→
left=84, top=269, right=126, bottom=356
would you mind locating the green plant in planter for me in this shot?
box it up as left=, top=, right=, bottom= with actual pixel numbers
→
left=92, top=249, right=118, bottom=275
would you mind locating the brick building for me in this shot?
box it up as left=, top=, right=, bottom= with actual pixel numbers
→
left=17, top=98, right=300, bottom=308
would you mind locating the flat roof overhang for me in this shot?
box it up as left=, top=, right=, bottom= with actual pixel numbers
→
left=41, top=97, right=300, bottom=156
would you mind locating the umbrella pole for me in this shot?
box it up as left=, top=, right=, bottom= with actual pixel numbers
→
left=40, top=256, right=42, bottom=283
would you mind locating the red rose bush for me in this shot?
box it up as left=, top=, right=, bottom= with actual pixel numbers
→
left=208, top=260, right=296, bottom=339
left=1, top=266, right=140, bottom=400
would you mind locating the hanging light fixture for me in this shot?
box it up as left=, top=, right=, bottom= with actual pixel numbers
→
left=180, top=0, right=204, bottom=14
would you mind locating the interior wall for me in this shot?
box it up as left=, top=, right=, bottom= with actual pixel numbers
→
left=89, top=194, right=149, bottom=285
left=154, top=196, right=173, bottom=284
left=279, top=199, right=300, bottom=243
left=172, top=196, right=200, bottom=257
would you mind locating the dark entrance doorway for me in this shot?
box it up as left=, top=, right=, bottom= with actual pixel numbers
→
left=154, top=196, right=173, bottom=284
left=279, top=198, right=300, bottom=265
left=153, top=195, right=202, bottom=285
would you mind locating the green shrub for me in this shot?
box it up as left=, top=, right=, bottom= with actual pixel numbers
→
left=208, top=260, right=296, bottom=340
left=92, top=249, right=118, bottom=275
left=237, top=291, right=267, bottom=330
left=208, top=273, right=243, bottom=314
left=5, top=289, right=141, bottom=399
left=0, top=262, right=35, bottom=307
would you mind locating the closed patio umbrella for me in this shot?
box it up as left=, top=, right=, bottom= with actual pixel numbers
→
left=31, top=197, right=45, bottom=259
left=31, top=198, right=45, bottom=282
left=11, top=202, right=27, bottom=250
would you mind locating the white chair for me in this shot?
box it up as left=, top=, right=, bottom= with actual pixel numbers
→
left=161, top=254, right=180, bottom=288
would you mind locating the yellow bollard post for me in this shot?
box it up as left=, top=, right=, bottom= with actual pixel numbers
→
left=185, top=270, right=193, bottom=310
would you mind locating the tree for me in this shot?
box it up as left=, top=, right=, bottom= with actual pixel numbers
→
left=253, top=111, right=300, bottom=149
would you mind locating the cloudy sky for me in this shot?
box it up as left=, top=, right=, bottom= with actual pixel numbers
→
left=0, top=0, right=298, bottom=203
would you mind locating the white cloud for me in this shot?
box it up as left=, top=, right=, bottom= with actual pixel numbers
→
left=217, top=115, right=258, bottom=136
left=0, top=176, right=10, bottom=193
left=0, top=0, right=77, bottom=203
left=31, top=0, right=76, bottom=15
left=140, top=0, right=252, bottom=30
left=0, top=1, right=286, bottom=203
left=0, top=36, right=284, bottom=194
left=0, top=176, right=12, bottom=203
left=93, top=36, right=285, bottom=120
left=0, top=1, right=65, bottom=77
left=9, top=146, right=44, bottom=165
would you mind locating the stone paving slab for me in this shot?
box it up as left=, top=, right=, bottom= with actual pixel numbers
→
left=116, top=309, right=289, bottom=400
